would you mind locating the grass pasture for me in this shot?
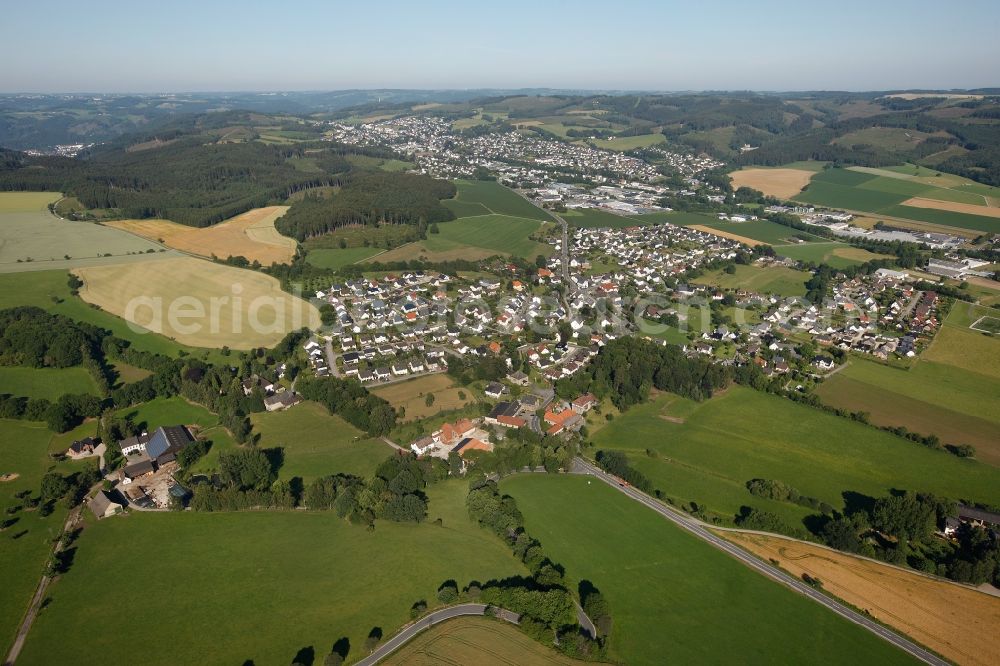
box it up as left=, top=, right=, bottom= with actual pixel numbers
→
left=107, top=206, right=297, bottom=266
left=430, top=214, right=551, bottom=260
left=588, top=133, right=666, bottom=151
left=74, top=256, right=320, bottom=349
left=591, top=387, right=1000, bottom=528
left=814, top=358, right=1000, bottom=466
left=692, top=263, right=810, bottom=297
left=503, top=475, right=914, bottom=666
left=774, top=241, right=894, bottom=268
left=250, top=401, right=389, bottom=482
left=724, top=532, right=1000, bottom=666
left=0, top=192, right=164, bottom=272
left=382, top=616, right=588, bottom=665
left=371, top=374, right=475, bottom=421
left=16, top=481, right=524, bottom=666
left=449, top=180, right=553, bottom=222
left=0, top=366, right=99, bottom=400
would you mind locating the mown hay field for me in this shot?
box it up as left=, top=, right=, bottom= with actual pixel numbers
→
left=73, top=256, right=319, bottom=349
left=107, top=206, right=297, bottom=265
left=723, top=531, right=1000, bottom=666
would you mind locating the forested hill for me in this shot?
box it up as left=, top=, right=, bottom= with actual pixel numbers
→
left=276, top=171, right=457, bottom=241
left=0, top=112, right=408, bottom=227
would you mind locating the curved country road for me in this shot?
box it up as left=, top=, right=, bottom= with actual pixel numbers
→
left=354, top=603, right=518, bottom=666
left=569, top=458, right=948, bottom=666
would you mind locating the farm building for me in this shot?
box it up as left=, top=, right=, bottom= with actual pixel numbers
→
left=88, top=491, right=125, bottom=519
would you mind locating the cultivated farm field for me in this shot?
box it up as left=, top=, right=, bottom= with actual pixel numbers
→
left=503, top=475, right=914, bottom=666
left=107, top=206, right=297, bottom=265
left=15, top=481, right=524, bottom=666
left=0, top=192, right=165, bottom=272
left=723, top=532, right=1000, bottom=666
left=591, top=387, right=1000, bottom=528
left=0, top=270, right=229, bottom=363
left=730, top=167, right=818, bottom=199
left=73, top=256, right=320, bottom=349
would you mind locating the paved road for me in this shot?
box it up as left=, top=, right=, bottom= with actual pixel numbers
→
left=354, top=603, right=518, bottom=666
left=569, top=458, right=947, bottom=666
left=323, top=340, right=341, bottom=378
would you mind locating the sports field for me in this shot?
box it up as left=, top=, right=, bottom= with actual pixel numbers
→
left=724, top=532, right=1000, bottom=666
left=502, top=475, right=914, bottom=666
left=371, top=374, right=475, bottom=421
left=730, top=167, right=817, bottom=199
left=692, top=263, right=810, bottom=297
left=0, top=270, right=229, bottom=363
left=0, top=366, right=99, bottom=400
left=250, top=400, right=389, bottom=482
left=15, top=481, right=525, bottom=666
left=774, top=241, right=894, bottom=268
left=73, top=256, right=320, bottom=349
left=107, top=206, right=297, bottom=265
left=0, top=192, right=164, bottom=272
left=794, top=168, right=1000, bottom=234
left=591, top=387, right=1000, bottom=528
left=382, top=616, right=587, bottom=666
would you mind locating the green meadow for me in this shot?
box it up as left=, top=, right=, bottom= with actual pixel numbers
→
left=0, top=419, right=94, bottom=656
left=305, top=247, right=383, bottom=270
left=774, top=241, right=894, bottom=268
left=250, top=401, right=390, bottom=482
left=448, top=179, right=553, bottom=222
left=591, top=387, right=1000, bottom=528
left=430, top=214, right=551, bottom=259
left=588, top=133, right=666, bottom=151
left=693, top=263, right=810, bottom=297
left=0, top=366, right=99, bottom=400
left=677, top=216, right=826, bottom=245
left=503, top=475, right=915, bottom=666
left=16, top=481, right=524, bottom=666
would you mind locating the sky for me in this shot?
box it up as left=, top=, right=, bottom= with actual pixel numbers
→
left=3, top=0, right=998, bottom=93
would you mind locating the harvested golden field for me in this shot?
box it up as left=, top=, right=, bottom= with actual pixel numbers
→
left=107, top=206, right=297, bottom=265
left=73, top=256, right=319, bottom=349
left=372, top=374, right=475, bottom=421
left=730, top=168, right=815, bottom=199
left=901, top=197, right=1000, bottom=218
left=688, top=225, right=762, bottom=246
left=723, top=531, right=1000, bottom=666
left=382, top=616, right=588, bottom=666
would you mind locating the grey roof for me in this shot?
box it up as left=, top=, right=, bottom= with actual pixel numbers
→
left=122, top=458, right=155, bottom=479
left=146, top=426, right=193, bottom=461
left=88, top=491, right=123, bottom=518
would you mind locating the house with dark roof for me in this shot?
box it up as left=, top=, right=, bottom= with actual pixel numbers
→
left=66, top=437, right=97, bottom=458
left=120, top=458, right=155, bottom=484
left=119, top=432, right=150, bottom=456
left=264, top=391, right=302, bottom=412
left=146, top=426, right=194, bottom=465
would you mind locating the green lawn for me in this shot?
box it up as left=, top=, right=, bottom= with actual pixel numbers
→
left=115, top=396, right=221, bottom=432
left=250, top=401, right=390, bottom=482
left=693, top=263, right=810, bottom=297
left=430, top=214, right=551, bottom=259
left=16, top=481, right=524, bottom=666
left=305, top=247, right=383, bottom=270
left=0, top=366, right=99, bottom=400
left=503, top=475, right=915, bottom=666
left=591, top=387, right=1000, bottom=529
left=0, top=419, right=92, bottom=657
left=449, top=180, right=553, bottom=222
left=0, top=270, right=228, bottom=364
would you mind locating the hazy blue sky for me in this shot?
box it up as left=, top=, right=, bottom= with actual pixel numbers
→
left=3, top=0, right=998, bottom=92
